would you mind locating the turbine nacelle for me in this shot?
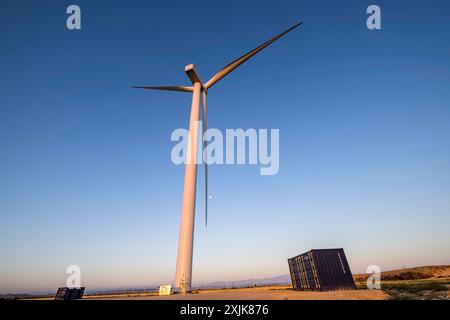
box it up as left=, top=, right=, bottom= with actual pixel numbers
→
left=184, top=64, right=205, bottom=91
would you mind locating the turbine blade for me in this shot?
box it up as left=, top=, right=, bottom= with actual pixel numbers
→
left=201, top=90, right=208, bottom=227
left=205, top=21, right=303, bottom=90
left=131, top=85, right=194, bottom=92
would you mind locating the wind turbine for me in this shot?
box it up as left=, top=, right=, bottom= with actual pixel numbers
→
left=132, top=21, right=303, bottom=293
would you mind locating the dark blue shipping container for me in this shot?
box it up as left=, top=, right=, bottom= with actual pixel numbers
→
left=288, top=248, right=355, bottom=291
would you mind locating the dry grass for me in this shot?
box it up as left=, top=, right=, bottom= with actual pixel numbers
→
left=354, top=265, right=450, bottom=282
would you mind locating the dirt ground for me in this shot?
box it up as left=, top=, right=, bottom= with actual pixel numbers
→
left=85, top=286, right=388, bottom=300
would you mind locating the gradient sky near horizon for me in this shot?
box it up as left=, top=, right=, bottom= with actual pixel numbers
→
left=1, top=0, right=450, bottom=293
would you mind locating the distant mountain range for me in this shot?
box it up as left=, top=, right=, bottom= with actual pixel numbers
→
left=198, top=274, right=291, bottom=289
left=0, top=293, right=34, bottom=300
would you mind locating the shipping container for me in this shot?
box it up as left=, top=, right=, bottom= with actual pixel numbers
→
left=55, top=287, right=85, bottom=300
left=288, top=248, right=355, bottom=291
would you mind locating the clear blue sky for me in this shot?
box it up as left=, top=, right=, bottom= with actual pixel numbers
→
left=1, top=0, right=449, bottom=293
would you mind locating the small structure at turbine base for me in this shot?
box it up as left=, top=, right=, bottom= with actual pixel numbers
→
left=158, top=285, right=173, bottom=296
left=288, top=248, right=356, bottom=291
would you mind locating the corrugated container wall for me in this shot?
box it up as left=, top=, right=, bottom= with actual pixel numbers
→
left=288, top=248, right=355, bottom=291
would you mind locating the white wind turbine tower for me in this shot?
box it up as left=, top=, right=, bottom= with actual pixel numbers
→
left=133, top=21, right=303, bottom=293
